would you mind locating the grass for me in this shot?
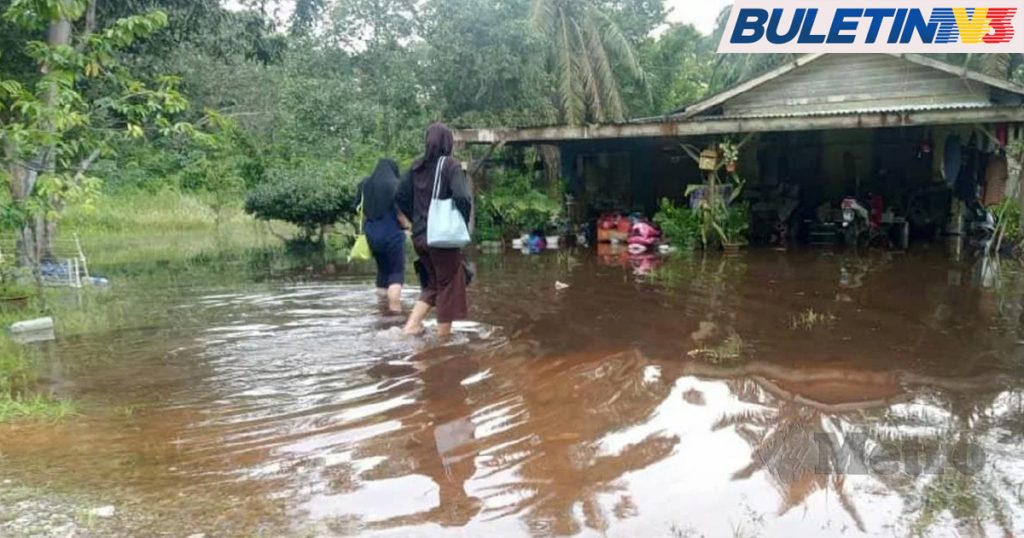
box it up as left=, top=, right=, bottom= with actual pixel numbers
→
left=790, top=308, right=837, bottom=331
left=0, top=393, right=77, bottom=422
left=63, top=190, right=251, bottom=234
left=0, top=337, right=76, bottom=422
left=687, top=332, right=745, bottom=365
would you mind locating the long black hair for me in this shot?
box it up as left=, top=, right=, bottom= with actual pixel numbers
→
left=360, top=158, right=401, bottom=221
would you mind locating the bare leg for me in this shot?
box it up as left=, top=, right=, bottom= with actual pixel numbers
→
left=436, top=322, right=453, bottom=338
left=387, top=284, right=403, bottom=314
left=404, top=301, right=431, bottom=335
left=376, top=288, right=387, bottom=298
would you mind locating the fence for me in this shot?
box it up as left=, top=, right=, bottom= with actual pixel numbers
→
left=0, top=233, right=92, bottom=288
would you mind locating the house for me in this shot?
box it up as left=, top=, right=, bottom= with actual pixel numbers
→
left=456, top=54, right=1024, bottom=246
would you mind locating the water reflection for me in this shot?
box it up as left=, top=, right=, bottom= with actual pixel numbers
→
left=0, top=249, right=1023, bottom=536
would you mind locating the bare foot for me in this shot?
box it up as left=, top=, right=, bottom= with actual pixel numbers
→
left=403, top=324, right=425, bottom=336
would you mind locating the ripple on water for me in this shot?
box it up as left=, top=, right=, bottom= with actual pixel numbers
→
left=3, top=254, right=1024, bottom=537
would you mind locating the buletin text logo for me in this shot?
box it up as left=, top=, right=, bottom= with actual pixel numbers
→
left=718, top=0, right=1023, bottom=53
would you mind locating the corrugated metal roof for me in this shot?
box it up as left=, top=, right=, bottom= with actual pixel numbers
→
left=630, top=102, right=994, bottom=124
left=691, top=102, right=993, bottom=121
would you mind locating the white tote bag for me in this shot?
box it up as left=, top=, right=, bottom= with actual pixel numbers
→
left=426, top=156, right=471, bottom=248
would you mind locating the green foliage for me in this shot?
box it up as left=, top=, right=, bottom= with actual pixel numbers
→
left=530, top=0, right=645, bottom=124
left=654, top=197, right=699, bottom=251
left=724, top=201, right=751, bottom=245
left=478, top=168, right=562, bottom=239
left=423, top=0, right=555, bottom=127
left=627, top=23, right=711, bottom=116
left=473, top=202, right=502, bottom=242
left=244, top=163, right=357, bottom=240
left=0, top=0, right=227, bottom=268
left=0, top=281, right=33, bottom=301
left=992, top=198, right=1022, bottom=251
left=686, top=170, right=751, bottom=250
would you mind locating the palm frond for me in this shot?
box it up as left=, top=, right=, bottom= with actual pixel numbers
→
left=582, top=16, right=624, bottom=121
left=556, top=10, right=584, bottom=125
left=569, top=17, right=603, bottom=121
left=587, top=5, right=643, bottom=78
left=982, top=53, right=1012, bottom=79
left=529, top=0, right=558, bottom=35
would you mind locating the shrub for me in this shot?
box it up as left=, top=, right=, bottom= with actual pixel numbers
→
left=654, top=198, right=700, bottom=251
left=474, top=203, right=502, bottom=242
left=478, top=168, right=561, bottom=239
left=724, top=201, right=751, bottom=246
left=245, top=164, right=357, bottom=241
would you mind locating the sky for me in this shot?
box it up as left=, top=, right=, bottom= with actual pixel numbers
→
left=225, top=0, right=735, bottom=36
left=666, top=0, right=732, bottom=35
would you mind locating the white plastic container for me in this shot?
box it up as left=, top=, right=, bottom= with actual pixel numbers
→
left=546, top=236, right=561, bottom=249
left=9, top=317, right=54, bottom=334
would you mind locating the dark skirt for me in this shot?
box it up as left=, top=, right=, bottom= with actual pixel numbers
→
left=365, top=213, right=406, bottom=289
left=413, top=237, right=467, bottom=323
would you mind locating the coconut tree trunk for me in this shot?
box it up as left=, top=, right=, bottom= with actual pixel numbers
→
left=538, top=144, right=562, bottom=198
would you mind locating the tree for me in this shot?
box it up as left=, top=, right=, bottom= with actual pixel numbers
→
left=631, top=23, right=711, bottom=116
left=325, top=0, right=424, bottom=149
left=530, top=0, right=645, bottom=124
left=704, top=5, right=792, bottom=93
left=244, top=164, right=358, bottom=243
left=289, top=0, right=326, bottom=36
left=0, top=0, right=201, bottom=269
left=597, top=0, right=666, bottom=44
left=421, top=0, right=555, bottom=127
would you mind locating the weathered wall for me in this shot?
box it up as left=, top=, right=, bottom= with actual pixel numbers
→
left=722, top=55, right=1018, bottom=118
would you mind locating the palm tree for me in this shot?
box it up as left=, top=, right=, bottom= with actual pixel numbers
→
left=704, top=5, right=794, bottom=93
left=530, top=0, right=644, bottom=125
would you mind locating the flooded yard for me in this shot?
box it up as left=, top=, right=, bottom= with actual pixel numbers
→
left=2, top=246, right=1024, bottom=537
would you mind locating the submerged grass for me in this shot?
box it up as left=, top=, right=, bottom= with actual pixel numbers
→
left=790, top=308, right=837, bottom=331
left=0, top=337, right=75, bottom=422
left=0, top=192, right=302, bottom=423
left=0, top=394, right=77, bottom=422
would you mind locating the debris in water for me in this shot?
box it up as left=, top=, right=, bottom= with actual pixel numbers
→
left=9, top=328, right=55, bottom=345
left=555, top=281, right=570, bottom=291
left=89, top=506, right=116, bottom=518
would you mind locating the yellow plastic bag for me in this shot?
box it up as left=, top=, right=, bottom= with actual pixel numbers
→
left=348, top=197, right=372, bottom=262
left=349, top=234, right=371, bottom=262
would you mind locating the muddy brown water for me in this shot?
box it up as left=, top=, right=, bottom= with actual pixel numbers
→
left=2, top=248, right=1024, bottom=537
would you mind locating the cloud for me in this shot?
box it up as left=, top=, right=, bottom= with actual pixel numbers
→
left=666, top=0, right=731, bottom=35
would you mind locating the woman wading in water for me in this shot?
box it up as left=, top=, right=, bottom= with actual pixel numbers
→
left=396, top=124, right=472, bottom=337
left=355, top=158, right=410, bottom=314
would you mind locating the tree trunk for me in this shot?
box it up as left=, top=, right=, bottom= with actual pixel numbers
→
left=15, top=8, right=74, bottom=267
left=84, top=0, right=97, bottom=35
left=537, top=144, right=562, bottom=198
left=44, top=207, right=60, bottom=259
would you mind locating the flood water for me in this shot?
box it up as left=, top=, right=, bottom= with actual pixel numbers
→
left=2, top=246, right=1024, bottom=537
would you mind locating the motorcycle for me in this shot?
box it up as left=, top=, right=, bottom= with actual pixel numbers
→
left=964, top=199, right=996, bottom=253
left=840, top=195, right=889, bottom=249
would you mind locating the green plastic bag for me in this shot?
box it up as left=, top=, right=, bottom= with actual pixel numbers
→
left=348, top=196, right=372, bottom=262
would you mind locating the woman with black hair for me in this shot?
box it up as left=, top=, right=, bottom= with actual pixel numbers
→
left=357, top=158, right=410, bottom=314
